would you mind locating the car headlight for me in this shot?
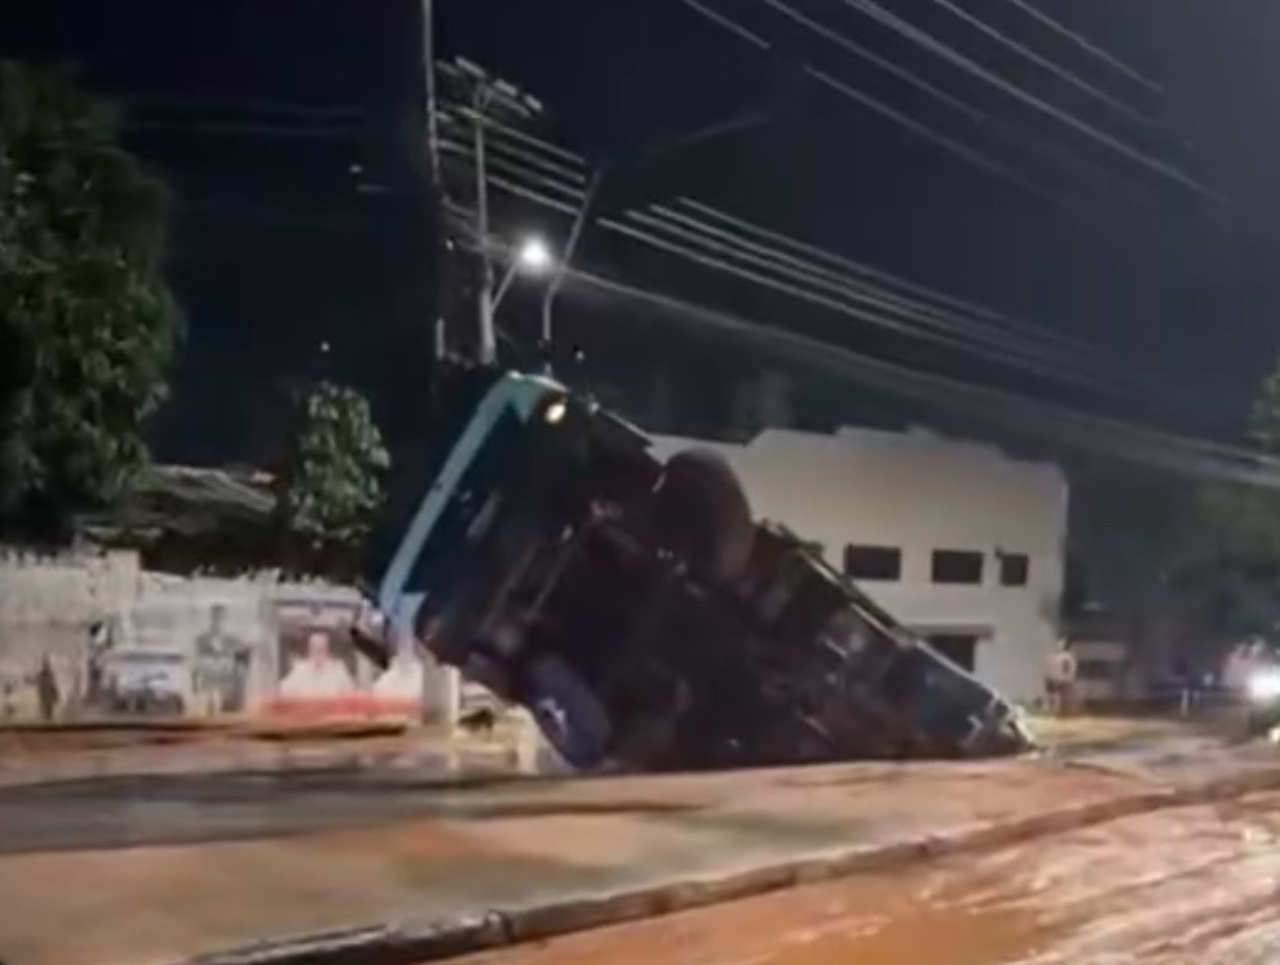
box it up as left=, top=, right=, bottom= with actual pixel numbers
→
left=1248, top=669, right=1280, bottom=702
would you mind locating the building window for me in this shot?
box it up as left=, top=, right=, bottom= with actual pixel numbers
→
left=999, top=553, right=1030, bottom=587
left=931, top=549, right=984, bottom=585
left=844, top=545, right=902, bottom=581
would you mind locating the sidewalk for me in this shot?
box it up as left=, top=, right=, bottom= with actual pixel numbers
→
left=1, top=741, right=1279, bottom=965
left=0, top=720, right=542, bottom=789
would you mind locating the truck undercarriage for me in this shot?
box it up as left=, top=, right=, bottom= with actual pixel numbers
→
left=360, top=367, right=1033, bottom=771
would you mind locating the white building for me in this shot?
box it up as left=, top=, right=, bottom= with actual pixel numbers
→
left=651, top=425, right=1069, bottom=704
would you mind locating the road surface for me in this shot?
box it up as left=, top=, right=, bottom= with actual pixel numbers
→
left=0, top=733, right=1231, bottom=853
left=458, top=792, right=1280, bottom=965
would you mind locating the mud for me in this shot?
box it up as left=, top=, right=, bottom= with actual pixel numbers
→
left=460, top=792, right=1280, bottom=965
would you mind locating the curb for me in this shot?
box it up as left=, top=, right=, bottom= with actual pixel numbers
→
left=0, top=739, right=531, bottom=792
left=183, top=762, right=1280, bottom=965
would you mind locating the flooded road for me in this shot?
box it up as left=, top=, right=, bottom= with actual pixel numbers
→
left=462, top=792, right=1280, bottom=965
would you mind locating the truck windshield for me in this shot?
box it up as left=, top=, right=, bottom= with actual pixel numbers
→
left=367, top=368, right=554, bottom=617
left=399, top=407, right=527, bottom=605
left=363, top=365, right=501, bottom=598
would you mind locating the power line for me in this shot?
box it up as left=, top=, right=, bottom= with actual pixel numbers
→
left=439, top=110, right=586, bottom=182
left=601, top=212, right=1120, bottom=392
left=121, top=94, right=369, bottom=119
left=440, top=107, right=1226, bottom=417
left=624, top=207, right=1121, bottom=390
left=997, top=0, right=1162, bottom=93
left=439, top=133, right=1143, bottom=392
left=674, top=0, right=774, bottom=49
left=674, top=198, right=1090, bottom=353
left=650, top=204, right=1073, bottom=352
left=125, top=119, right=361, bottom=139
left=751, top=0, right=987, bottom=121
left=672, top=0, right=1061, bottom=199
left=441, top=131, right=1115, bottom=385
left=440, top=137, right=584, bottom=201
left=447, top=105, right=1169, bottom=355
left=447, top=186, right=1278, bottom=482
left=559, top=267, right=1280, bottom=489
left=666, top=0, right=1212, bottom=250
left=680, top=0, right=1188, bottom=225
left=803, top=65, right=1051, bottom=200
left=914, top=0, right=1156, bottom=126
left=440, top=101, right=587, bottom=165
left=837, top=0, right=1218, bottom=200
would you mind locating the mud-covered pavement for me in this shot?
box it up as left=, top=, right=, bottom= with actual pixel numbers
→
left=460, top=792, right=1280, bottom=965
left=0, top=723, right=1272, bottom=965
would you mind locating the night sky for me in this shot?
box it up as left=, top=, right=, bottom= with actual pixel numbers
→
left=4, top=1, right=1279, bottom=469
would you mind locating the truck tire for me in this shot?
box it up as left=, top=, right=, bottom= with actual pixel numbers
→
left=654, top=448, right=755, bottom=585
left=525, top=654, right=613, bottom=770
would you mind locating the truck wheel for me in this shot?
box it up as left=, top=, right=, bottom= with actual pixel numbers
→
left=525, top=655, right=613, bottom=770
left=654, top=448, right=755, bottom=585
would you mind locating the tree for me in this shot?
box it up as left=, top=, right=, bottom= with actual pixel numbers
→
left=1068, top=468, right=1205, bottom=668
left=274, top=380, right=390, bottom=578
left=1180, top=362, right=1280, bottom=643
left=0, top=61, right=176, bottom=540
left=1069, top=359, right=1280, bottom=673
left=1249, top=365, right=1280, bottom=454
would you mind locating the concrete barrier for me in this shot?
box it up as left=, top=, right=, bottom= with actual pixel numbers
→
left=181, top=762, right=1280, bottom=965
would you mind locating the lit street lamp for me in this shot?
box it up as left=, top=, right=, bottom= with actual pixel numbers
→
left=492, top=234, right=554, bottom=311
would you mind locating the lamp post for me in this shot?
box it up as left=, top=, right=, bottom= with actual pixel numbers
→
left=539, top=170, right=602, bottom=374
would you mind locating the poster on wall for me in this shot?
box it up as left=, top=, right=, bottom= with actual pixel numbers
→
left=99, top=596, right=264, bottom=720
left=0, top=595, right=264, bottom=723
left=185, top=599, right=262, bottom=717
left=0, top=625, right=79, bottom=723
left=266, top=596, right=426, bottom=721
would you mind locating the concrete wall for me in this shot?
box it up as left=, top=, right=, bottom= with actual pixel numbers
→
left=651, top=426, right=1069, bottom=703
left=0, top=547, right=461, bottom=725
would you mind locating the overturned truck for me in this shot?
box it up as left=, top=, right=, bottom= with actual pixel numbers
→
left=358, top=367, right=1033, bottom=770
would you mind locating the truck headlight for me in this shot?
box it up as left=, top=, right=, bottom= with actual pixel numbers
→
left=1248, top=669, right=1280, bottom=703
left=543, top=398, right=567, bottom=425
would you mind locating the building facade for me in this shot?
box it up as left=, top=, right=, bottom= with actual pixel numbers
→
left=651, top=426, right=1069, bottom=704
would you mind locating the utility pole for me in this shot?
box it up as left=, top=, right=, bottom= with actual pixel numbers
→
left=472, top=83, right=496, bottom=366
left=419, top=0, right=451, bottom=364
left=439, top=59, right=541, bottom=366
left=421, top=0, right=440, bottom=186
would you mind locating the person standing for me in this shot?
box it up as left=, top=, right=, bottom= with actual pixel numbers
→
left=85, top=618, right=115, bottom=709
left=1044, top=641, right=1078, bottom=717
left=194, top=604, right=252, bottom=715
left=35, top=655, right=59, bottom=722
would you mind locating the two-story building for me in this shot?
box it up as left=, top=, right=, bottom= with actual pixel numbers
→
left=650, top=425, right=1069, bottom=704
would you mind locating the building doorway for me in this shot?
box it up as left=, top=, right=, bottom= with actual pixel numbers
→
left=926, top=634, right=979, bottom=673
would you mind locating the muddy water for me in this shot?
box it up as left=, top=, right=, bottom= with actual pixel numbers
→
left=462, top=793, right=1280, bottom=965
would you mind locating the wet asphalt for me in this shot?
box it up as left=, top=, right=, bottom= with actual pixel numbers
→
left=0, top=735, right=1229, bottom=855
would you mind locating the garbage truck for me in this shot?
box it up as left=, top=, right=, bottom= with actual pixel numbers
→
left=355, top=364, right=1033, bottom=770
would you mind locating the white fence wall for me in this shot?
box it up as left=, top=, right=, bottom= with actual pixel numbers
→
left=0, top=547, right=461, bottom=725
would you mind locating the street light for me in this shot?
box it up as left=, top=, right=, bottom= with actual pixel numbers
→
left=493, top=234, right=554, bottom=311
left=516, top=234, right=551, bottom=273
